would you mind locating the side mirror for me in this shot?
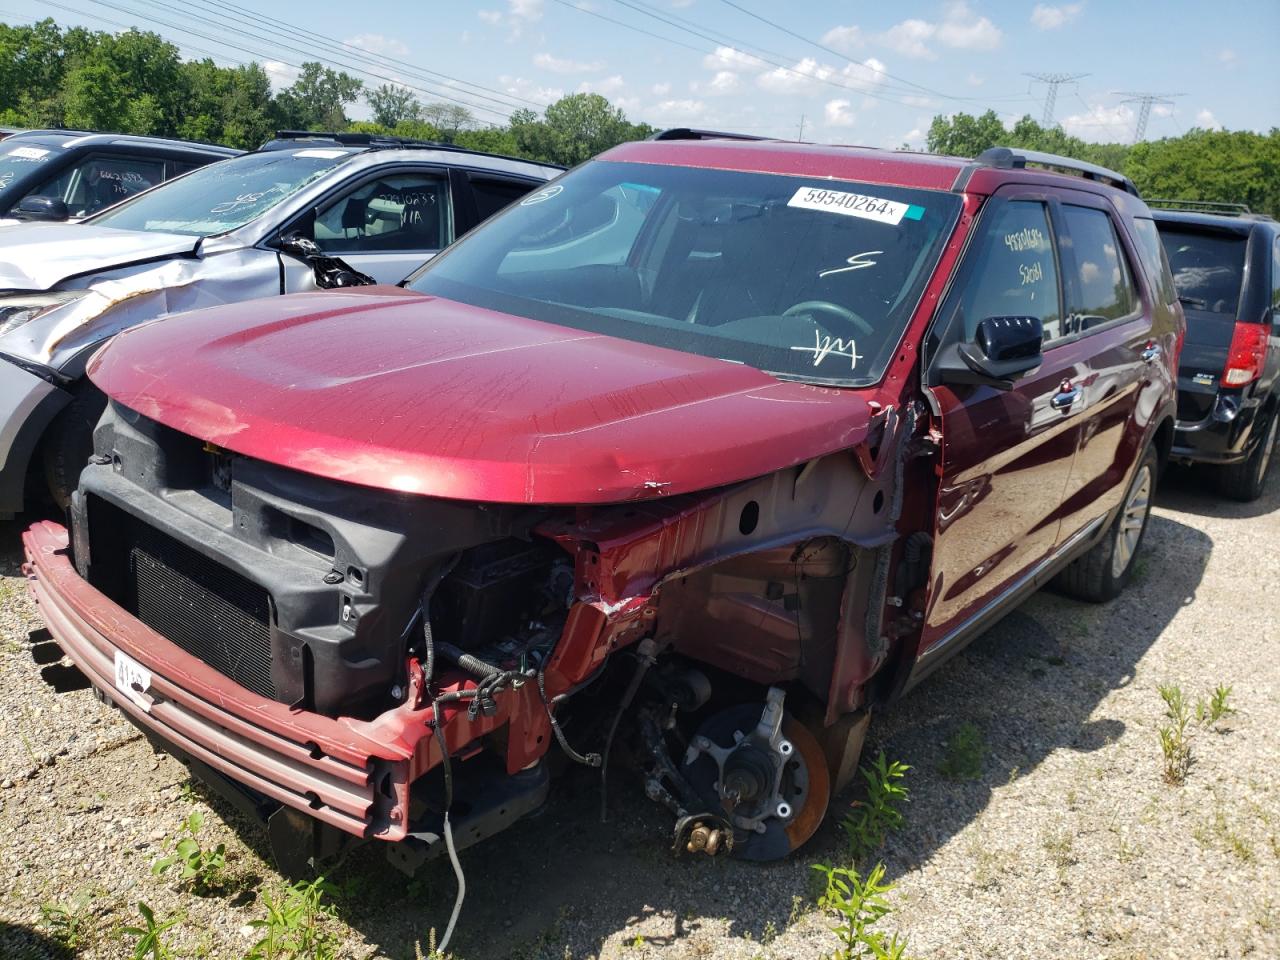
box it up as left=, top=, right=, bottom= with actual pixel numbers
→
left=938, top=315, right=1044, bottom=390
left=13, top=195, right=70, bottom=222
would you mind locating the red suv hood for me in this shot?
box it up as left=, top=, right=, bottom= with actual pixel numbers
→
left=88, top=288, right=875, bottom=504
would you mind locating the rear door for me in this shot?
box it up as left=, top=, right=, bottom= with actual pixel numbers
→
left=1157, top=221, right=1250, bottom=421
left=1052, top=193, right=1156, bottom=538
left=922, top=191, right=1089, bottom=650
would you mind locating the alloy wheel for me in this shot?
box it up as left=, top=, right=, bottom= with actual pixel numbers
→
left=1112, top=464, right=1152, bottom=578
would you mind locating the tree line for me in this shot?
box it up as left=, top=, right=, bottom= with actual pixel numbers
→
left=927, top=111, right=1280, bottom=218
left=0, top=18, right=652, bottom=166
left=2, top=18, right=1275, bottom=214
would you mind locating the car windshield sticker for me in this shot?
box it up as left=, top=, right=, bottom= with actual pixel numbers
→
left=7, top=146, right=50, bottom=161
left=790, top=330, right=863, bottom=369
left=520, top=184, right=564, bottom=205
left=294, top=149, right=347, bottom=159
left=819, top=250, right=882, bottom=279
left=788, top=186, right=923, bottom=226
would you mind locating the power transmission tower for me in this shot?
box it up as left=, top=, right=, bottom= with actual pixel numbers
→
left=1114, top=91, right=1185, bottom=141
left=1024, top=72, right=1089, bottom=127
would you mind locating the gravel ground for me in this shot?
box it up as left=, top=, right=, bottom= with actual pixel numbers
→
left=1, top=462, right=1277, bottom=960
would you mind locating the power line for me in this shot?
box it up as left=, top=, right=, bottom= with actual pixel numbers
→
left=1024, top=72, right=1088, bottom=127
left=82, top=0, right=516, bottom=122
left=1114, top=90, right=1184, bottom=141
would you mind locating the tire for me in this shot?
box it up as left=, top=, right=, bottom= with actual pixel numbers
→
left=1215, top=409, right=1277, bottom=503
left=42, top=382, right=107, bottom=511
left=1055, top=446, right=1158, bottom=603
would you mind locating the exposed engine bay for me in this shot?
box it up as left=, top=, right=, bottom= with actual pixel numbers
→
left=62, top=397, right=930, bottom=883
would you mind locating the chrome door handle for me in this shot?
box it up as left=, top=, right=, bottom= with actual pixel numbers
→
left=1141, top=344, right=1161, bottom=364
left=1051, top=386, right=1081, bottom=410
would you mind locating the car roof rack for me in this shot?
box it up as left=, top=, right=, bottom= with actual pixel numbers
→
left=650, top=128, right=772, bottom=142
left=261, top=130, right=564, bottom=169
left=976, top=146, right=1139, bottom=197
left=1145, top=198, right=1256, bottom=215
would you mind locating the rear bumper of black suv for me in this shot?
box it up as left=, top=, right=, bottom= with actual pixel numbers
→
left=1172, top=392, right=1263, bottom=464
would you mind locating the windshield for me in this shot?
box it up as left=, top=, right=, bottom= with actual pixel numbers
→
left=89, top=149, right=353, bottom=236
left=1158, top=225, right=1247, bottom=315
left=0, top=139, right=69, bottom=201
left=408, top=160, right=960, bottom=386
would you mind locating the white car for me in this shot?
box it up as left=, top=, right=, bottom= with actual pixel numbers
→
left=0, top=132, right=561, bottom=513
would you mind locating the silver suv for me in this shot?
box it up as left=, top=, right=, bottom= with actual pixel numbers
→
left=0, top=132, right=561, bottom=513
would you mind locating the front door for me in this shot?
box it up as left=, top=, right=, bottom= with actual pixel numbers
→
left=921, top=193, right=1091, bottom=653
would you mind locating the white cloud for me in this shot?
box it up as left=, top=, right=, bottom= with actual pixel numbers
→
left=709, top=70, right=740, bottom=93
left=702, top=46, right=766, bottom=71
left=966, top=72, right=984, bottom=86
left=1218, top=48, right=1237, bottom=67
left=821, top=25, right=863, bottom=51
left=937, top=3, right=1003, bottom=50
left=498, top=74, right=564, bottom=103
left=879, top=19, right=936, bottom=59
left=646, top=99, right=707, bottom=123
left=651, top=82, right=671, bottom=96
left=878, top=4, right=1002, bottom=59
left=578, top=75, right=626, bottom=95
left=754, top=56, right=887, bottom=96
left=347, top=33, right=410, bottom=58
left=1030, top=3, right=1084, bottom=30
left=263, top=61, right=300, bottom=90
left=900, top=126, right=926, bottom=149
left=534, top=52, right=605, bottom=73
left=1061, top=102, right=1135, bottom=141
left=1196, top=108, right=1221, bottom=129
left=840, top=58, right=887, bottom=92
left=478, top=0, right=544, bottom=38
left=824, top=99, right=856, bottom=128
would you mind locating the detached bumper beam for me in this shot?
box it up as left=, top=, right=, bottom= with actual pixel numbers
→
left=21, top=520, right=420, bottom=840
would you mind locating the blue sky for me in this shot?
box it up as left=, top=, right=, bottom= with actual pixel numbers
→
left=4, top=0, right=1278, bottom=147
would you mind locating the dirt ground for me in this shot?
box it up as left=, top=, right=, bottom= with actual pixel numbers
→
left=1, top=462, right=1276, bottom=960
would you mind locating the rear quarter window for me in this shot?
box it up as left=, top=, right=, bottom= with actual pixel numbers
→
left=1131, top=218, right=1178, bottom=307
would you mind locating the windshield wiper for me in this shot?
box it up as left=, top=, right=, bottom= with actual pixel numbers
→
left=1178, top=295, right=1208, bottom=309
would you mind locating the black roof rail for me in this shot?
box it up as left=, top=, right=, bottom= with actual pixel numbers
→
left=260, top=130, right=564, bottom=169
left=1145, top=198, right=1255, bottom=215
left=976, top=146, right=1139, bottom=197
left=650, top=128, right=772, bottom=142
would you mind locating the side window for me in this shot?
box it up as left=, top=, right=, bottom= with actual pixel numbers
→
left=312, top=172, right=451, bottom=253
left=469, top=176, right=540, bottom=222
left=1272, top=235, right=1280, bottom=312
left=27, top=155, right=164, bottom=217
left=1060, top=205, right=1139, bottom=332
left=1131, top=217, right=1178, bottom=307
left=955, top=200, right=1063, bottom=344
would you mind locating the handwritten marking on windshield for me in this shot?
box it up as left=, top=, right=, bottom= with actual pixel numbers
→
left=790, top=331, right=863, bottom=370
left=819, top=250, right=882, bottom=279
left=211, top=192, right=267, bottom=214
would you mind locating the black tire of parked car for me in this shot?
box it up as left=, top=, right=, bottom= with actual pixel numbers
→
left=1056, top=445, right=1159, bottom=603
left=42, top=381, right=107, bottom=511
left=1215, top=408, right=1277, bottom=503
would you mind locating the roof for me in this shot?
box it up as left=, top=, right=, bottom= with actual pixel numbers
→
left=260, top=130, right=564, bottom=173
left=601, top=138, right=969, bottom=192
left=7, top=129, right=240, bottom=156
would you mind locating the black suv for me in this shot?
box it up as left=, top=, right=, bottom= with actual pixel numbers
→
left=1153, top=203, right=1280, bottom=500
left=0, top=129, right=240, bottom=223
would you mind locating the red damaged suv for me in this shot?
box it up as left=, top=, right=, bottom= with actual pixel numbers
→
left=23, top=134, right=1181, bottom=888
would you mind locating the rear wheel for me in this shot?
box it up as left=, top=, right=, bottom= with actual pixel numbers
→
left=1056, top=446, right=1157, bottom=603
left=1216, top=409, right=1277, bottom=502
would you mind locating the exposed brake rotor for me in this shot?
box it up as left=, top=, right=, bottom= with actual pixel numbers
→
left=681, top=688, right=830, bottom=860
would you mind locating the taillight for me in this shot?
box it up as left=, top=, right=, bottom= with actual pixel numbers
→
left=1222, top=322, right=1267, bottom=387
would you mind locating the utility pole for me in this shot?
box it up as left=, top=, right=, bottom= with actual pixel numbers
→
left=797, top=114, right=805, bottom=141
left=1024, top=72, right=1089, bottom=127
left=1113, top=91, right=1184, bottom=141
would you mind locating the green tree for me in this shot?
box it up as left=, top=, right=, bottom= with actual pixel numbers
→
left=926, top=109, right=1008, bottom=157
left=274, top=61, right=363, bottom=130
left=1125, top=128, right=1280, bottom=217
left=419, top=102, right=476, bottom=142
left=366, top=83, right=421, bottom=127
